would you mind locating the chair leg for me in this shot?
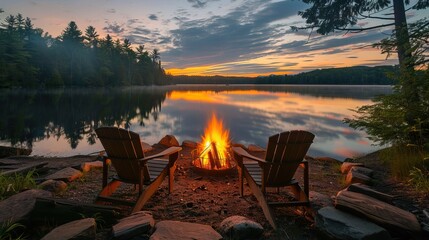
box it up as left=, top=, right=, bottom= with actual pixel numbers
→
left=168, top=163, right=177, bottom=194
left=97, top=180, right=121, bottom=201
left=132, top=168, right=168, bottom=213
left=243, top=168, right=277, bottom=230
left=237, top=165, right=244, bottom=196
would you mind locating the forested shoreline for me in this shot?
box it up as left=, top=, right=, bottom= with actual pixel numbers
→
left=1, top=11, right=397, bottom=89
left=0, top=11, right=171, bottom=88
left=172, top=65, right=397, bottom=85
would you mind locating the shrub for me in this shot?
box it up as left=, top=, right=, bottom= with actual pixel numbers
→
left=0, top=170, right=37, bottom=200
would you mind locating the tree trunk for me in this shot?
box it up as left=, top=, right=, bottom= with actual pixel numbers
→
left=392, top=0, right=412, bottom=68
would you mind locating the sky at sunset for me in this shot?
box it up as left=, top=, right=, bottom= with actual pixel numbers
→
left=2, top=0, right=427, bottom=76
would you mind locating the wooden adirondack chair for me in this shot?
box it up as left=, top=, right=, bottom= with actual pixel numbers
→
left=232, top=130, right=315, bottom=229
left=95, top=127, right=182, bottom=213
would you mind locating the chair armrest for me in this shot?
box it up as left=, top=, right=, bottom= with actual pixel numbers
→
left=141, top=146, right=182, bottom=162
left=232, top=147, right=267, bottom=164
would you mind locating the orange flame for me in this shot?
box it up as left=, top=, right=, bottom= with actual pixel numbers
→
left=199, top=113, right=230, bottom=169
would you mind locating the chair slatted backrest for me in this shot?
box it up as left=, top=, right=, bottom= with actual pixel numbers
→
left=96, top=127, right=145, bottom=183
left=264, top=131, right=314, bottom=187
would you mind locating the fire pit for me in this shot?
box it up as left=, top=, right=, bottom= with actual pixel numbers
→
left=192, top=114, right=236, bottom=175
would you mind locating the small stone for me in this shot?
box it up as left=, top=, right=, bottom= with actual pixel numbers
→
left=38, top=180, right=67, bottom=193
left=158, top=135, right=180, bottom=147
left=80, top=160, right=103, bottom=172
left=45, top=167, right=83, bottom=182
left=41, top=218, right=96, bottom=240
left=219, top=215, right=264, bottom=240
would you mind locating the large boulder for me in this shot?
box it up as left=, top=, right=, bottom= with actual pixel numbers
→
left=219, top=215, right=263, bottom=240
left=158, top=135, right=180, bottom=147
left=341, top=162, right=364, bottom=174
left=316, top=207, right=391, bottom=240
left=345, top=169, right=372, bottom=186
left=112, top=211, right=154, bottom=240
left=41, top=218, right=96, bottom=240
left=150, top=220, right=222, bottom=240
left=0, top=189, right=52, bottom=225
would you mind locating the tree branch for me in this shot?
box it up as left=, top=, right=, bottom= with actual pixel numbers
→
left=358, top=13, right=395, bottom=20
left=335, top=23, right=395, bottom=32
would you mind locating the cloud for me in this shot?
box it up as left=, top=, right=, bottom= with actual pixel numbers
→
left=163, top=0, right=309, bottom=68
left=187, top=0, right=220, bottom=8
left=148, top=14, right=158, bottom=21
left=103, top=21, right=125, bottom=34
left=106, top=8, right=116, bottom=14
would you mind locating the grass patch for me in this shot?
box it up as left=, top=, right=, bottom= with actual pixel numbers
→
left=379, top=145, right=429, bottom=192
left=0, top=170, right=37, bottom=200
left=0, top=220, right=26, bottom=240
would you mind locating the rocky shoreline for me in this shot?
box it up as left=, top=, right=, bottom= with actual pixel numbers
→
left=0, top=137, right=428, bottom=239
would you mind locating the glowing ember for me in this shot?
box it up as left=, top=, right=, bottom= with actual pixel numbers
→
left=193, top=113, right=234, bottom=170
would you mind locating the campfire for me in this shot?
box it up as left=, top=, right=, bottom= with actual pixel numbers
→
left=192, top=114, right=236, bottom=172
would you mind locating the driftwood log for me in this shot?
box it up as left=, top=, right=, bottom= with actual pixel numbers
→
left=30, top=197, right=123, bottom=225
left=346, top=183, right=395, bottom=203
left=0, top=162, right=48, bottom=176
left=335, top=190, right=421, bottom=233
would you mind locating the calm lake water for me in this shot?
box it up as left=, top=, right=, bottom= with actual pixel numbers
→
left=0, top=85, right=391, bottom=160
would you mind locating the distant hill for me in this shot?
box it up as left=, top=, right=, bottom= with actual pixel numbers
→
left=172, top=65, right=397, bottom=85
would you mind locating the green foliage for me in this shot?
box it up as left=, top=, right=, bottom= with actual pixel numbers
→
left=0, top=220, right=26, bottom=240
left=379, top=146, right=427, bottom=179
left=0, top=170, right=37, bottom=200
left=0, top=12, right=170, bottom=88
left=409, top=166, right=429, bottom=193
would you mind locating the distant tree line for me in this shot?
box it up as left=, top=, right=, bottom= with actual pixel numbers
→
left=173, top=66, right=396, bottom=85
left=0, top=11, right=171, bottom=88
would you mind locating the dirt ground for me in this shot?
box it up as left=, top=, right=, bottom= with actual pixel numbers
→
left=6, top=145, right=429, bottom=239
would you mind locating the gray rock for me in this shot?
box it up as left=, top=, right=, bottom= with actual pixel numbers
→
left=0, top=189, right=52, bottom=225
left=150, top=220, right=222, bottom=240
left=45, top=167, right=83, bottom=182
left=316, top=207, right=391, bottom=240
left=80, top=160, right=103, bottom=172
left=39, top=180, right=68, bottom=193
left=219, top=215, right=263, bottom=240
left=41, top=218, right=96, bottom=240
left=158, top=135, right=180, bottom=147
left=112, top=211, right=154, bottom=240
left=341, top=162, right=364, bottom=174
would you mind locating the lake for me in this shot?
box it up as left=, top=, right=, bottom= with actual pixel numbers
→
left=0, top=85, right=391, bottom=160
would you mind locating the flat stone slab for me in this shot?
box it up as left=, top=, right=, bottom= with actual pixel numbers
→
left=45, top=167, right=83, bottom=182
left=0, top=189, right=52, bottom=224
left=341, top=162, right=364, bottom=174
left=316, top=207, right=391, bottom=240
left=219, top=215, right=263, bottom=240
left=80, top=160, right=103, bottom=172
left=112, top=211, right=154, bottom=240
left=41, top=218, right=96, bottom=240
left=150, top=220, right=222, bottom=240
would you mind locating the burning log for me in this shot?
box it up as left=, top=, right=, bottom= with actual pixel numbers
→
left=211, top=142, right=222, bottom=169
left=208, top=151, right=216, bottom=169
